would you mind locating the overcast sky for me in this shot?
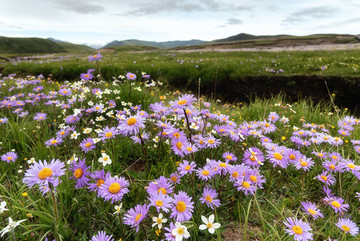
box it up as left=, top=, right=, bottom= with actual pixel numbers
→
left=0, top=0, right=359, bottom=47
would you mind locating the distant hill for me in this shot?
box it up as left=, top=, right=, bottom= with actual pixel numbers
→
left=0, top=37, right=93, bottom=54
left=174, top=33, right=360, bottom=50
left=102, top=39, right=206, bottom=49
left=47, top=38, right=94, bottom=53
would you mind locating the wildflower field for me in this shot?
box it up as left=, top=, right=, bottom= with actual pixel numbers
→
left=0, top=52, right=360, bottom=241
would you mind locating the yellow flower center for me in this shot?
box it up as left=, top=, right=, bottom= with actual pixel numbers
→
left=84, top=74, right=89, bottom=78
left=93, top=55, right=98, bottom=58
left=250, top=156, right=256, bottom=162
left=308, top=208, right=317, bottom=215
left=186, top=147, right=193, bottom=152
left=38, top=167, right=53, bottom=180
left=242, top=181, right=250, bottom=189
left=329, top=164, right=335, bottom=170
left=208, top=139, right=215, bottom=144
left=202, top=170, right=210, bottom=176
left=155, top=200, right=164, bottom=207
left=176, top=201, right=186, bottom=212
left=157, top=218, right=162, bottom=224
left=205, top=195, right=212, bottom=203
left=171, top=176, right=178, bottom=182
left=321, top=175, right=328, bottom=181
left=300, top=161, right=308, bottom=167
left=85, top=142, right=92, bottom=148
left=292, top=226, right=303, bottom=234
left=6, top=156, right=13, bottom=161
left=127, top=117, right=137, bottom=126
left=74, top=168, right=83, bottom=178
left=207, top=223, right=213, bottom=228
left=347, top=164, right=355, bottom=169
left=51, top=140, right=58, bottom=144
left=232, top=171, right=239, bottom=178
left=108, top=182, right=121, bottom=194
left=250, top=175, right=257, bottom=182
left=226, top=155, right=232, bottom=160
left=331, top=201, right=341, bottom=208
left=318, top=153, right=323, bottom=157
left=96, top=179, right=104, bottom=187
left=274, top=153, right=283, bottom=160
left=60, top=131, right=65, bottom=135
left=158, top=187, right=167, bottom=195
left=178, top=100, right=187, bottom=105
left=265, top=123, right=270, bottom=127
left=342, top=225, right=350, bottom=232
left=185, top=165, right=191, bottom=171
left=219, top=129, right=225, bottom=132
left=135, top=213, right=142, bottom=222
left=219, top=163, right=227, bottom=168
left=105, top=132, right=113, bottom=138
left=289, top=154, right=296, bottom=160
left=177, top=227, right=184, bottom=235
left=331, top=155, right=338, bottom=160
left=173, top=133, right=180, bottom=139
left=176, top=142, right=183, bottom=150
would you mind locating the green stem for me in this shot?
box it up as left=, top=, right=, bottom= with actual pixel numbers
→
left=50, top=184, right=59, bottom=241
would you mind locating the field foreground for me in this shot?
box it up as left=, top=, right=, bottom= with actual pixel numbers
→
left=0, top=54, right=360, bottom=241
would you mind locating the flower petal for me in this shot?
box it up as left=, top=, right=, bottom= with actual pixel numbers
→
left=201, top=215, right=208, bottom=224
left=209, top=214, right=214, bottom=223
left=199, top=224, right=207, bottom=230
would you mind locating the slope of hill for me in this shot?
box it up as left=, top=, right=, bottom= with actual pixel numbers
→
left=102, top=39, right=206, bottom=48
left=0, top=37, right=68, bottom=54
left=47, top=38, right=94, bottom=53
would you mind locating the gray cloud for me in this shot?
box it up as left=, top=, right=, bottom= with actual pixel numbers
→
left=227, top=18, right=243, bottom=25
left=116, top=0, right=252, bottom=16
left=282, top=6, right=339, bottom=24
left=54, top=0, right=105, bottom=14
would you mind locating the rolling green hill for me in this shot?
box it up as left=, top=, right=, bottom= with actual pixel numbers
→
left=102, top=39, right=206, bottom=48
left=0, top=37, right=93, bottom=54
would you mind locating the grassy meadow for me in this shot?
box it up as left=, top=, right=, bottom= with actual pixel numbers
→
left=0, top=51, right=359, bottom=241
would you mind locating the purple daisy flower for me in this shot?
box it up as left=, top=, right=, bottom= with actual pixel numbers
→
left=90, top=230, right=114, bottom=241
left=70, top=159, right=91, bottom=189
left=169, top=172, right=181, bottom=185
left=171, top=136, right=189, bottom=157
left=45, top=137, right=63, bottom=147
left=178, top=160, right=197, bottom=176
left=335, top=218, right=359, bottom=236
left=196, top=165, right=214, bottom=181
left=205, top=134, right=221, bottom=149
left=199, top=186, right=221, bottom=210
left=99, top=126, right=119, bottom=142
left=222, top=151, right=237, bottom=162
left=170, top=191, right=194, bottom=222
left=283, top=217, right=313, bottom=241
left=98, top=176, right=129, bottom=203
left=242, top=147, right=264, bottom=167
left=80, top=138, right=96, bottom=153
left=339, top=159, right=360, bottom=173
left=80, top=69, right=95, bottom=81
left=33, top=112, right=47, bottom=121
left=323, top=196, right=349, bottom=214
left=164, top=222, right=177, bottom=241
left=0, top=117, right=8, bottom=124
left=294, top=157, right=314, bottom=171
left=268, top=112, right=279, bottom=122
left=88, top=170, right=111, bottom=193
left=88, top=53, right=102, bottom=62
left=315, top=171, right=336, bottom=186
left=1, top=152, right=18, bottom=163
left=301, top=202, right=324, bottom=219
left=23, top=159, right=65, bottom=194
left=118, top=114, right=145, bottom=136
left=126, top=72, right=137, bottom=80
left=234, top=179, right=257, bottom=196
left=58, top=88, right=72, bottom=96
left=147, top=176, right=173, bottom=196
left=148, top=192, right=173, bottom=213
left=123, top=203, right=149, bottom=232
left=171, top=94, right=196, bottom=108
left=266, top=146, right=289, bottom=169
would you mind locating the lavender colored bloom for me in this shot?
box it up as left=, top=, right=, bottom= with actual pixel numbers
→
left=58, top=88, right=72, bottom=96
left=23, top=159, right=65, bottom=194
left=170, top=191, right=194, bottom=222
left=301, top=202, right=324, bottom=219
left=45, top=137, right=63, bottom=147
left=80, top=69, right=95, bottom=81
left=147, top=176, right=173, bottom=196
left=99, top=126, right=119, bottom=142
left=1, top=152, right=18, bottom=163
left=164, top=222, right=177, bottom=241
left=196, top=165, right=214, bottom=181
left=98, top=176, right=129, bottom=203
left=118, top=114, right=145, bottom=136
left=80, top=138, right=96, bottom=153
left=283, top=217, right=313, bottom=241
left=222, top=151, right=237, bottom=162
left=171, top=94, right=197, bottom=108
left=294, top=157, right=314, bottom=171
left=90, top=230, right=114, bottom=241
left=34, top=112, right=47, bottom=121
left=323, top=196, right=349, bottom=214
left=268, top=112, right=279, bottom=122
left=148, top=192, right=173, bottom=213
left=123, top=203, right=149, bottom=232
left=335, top=218, right=359, bottom=236
left=242, top=147, right=264, bottom=167
left=266, top=146, right=289, bottom=168
left=171, top=136, right=189, bottom=157
left=126, top=72, right=137, bottom=80
left=70, top=159, right=91, bottom=188
left=205, top=134, right=221, bottom=149
left=178, top=160, right=197, bottom=176
left=88, top=170, right=111, bottom=193
left=199, top=186, right=221, bottom=210
left=315, top=171, right=336, bottom=186
left=88, top=53, right=102, bottom=62
left=0, top=117, right=8, bottom=124
left=234, top=179, right=257, bottom=196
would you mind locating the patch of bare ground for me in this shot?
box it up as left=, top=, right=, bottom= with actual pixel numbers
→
left=223, top=222, right=262, bottom=241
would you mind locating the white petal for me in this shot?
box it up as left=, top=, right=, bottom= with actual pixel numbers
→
left=209, top=228, right=215, bottom=234
left=162, top=218, right=168, bottom=223
left=159, top=213, right=163, bottom=219
left=152, top=217, right=158, bottom=222
left=175, top=222, right=182, bottom=228
left=184, top=230, right=190, bottom=238
left=175, top=235, right=183, bottom=241
left=172, top=228, right=178, bottom=236
left=212, top=223, right=221, bottom=229
left=152, top=223, right=157, bottom=227
left=209, top=214, right=214, bottom=223
left=158, top=223, right=163, bottom=229
left=201, top=215, right=208, bottom=224
left=199, top=224, right=207, bottom=230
